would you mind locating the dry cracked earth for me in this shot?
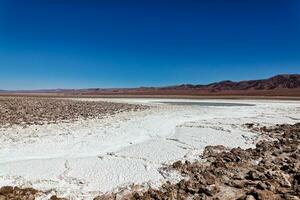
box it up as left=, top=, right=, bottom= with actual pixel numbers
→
left=0, top=97, right=299, bottom=200
left=0, top=123, right=299, bottom=200
left=92, top=123, right=300, bottom=200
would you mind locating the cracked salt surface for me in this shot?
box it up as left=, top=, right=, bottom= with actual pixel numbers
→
left=0, top=98, right=299, bottom=199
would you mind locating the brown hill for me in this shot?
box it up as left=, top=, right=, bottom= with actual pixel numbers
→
left=206, top=74, right=300, bottom=91
left=79, top=74, right=300, bottom=96
left=160, top=74, right=300, bottom=91
left=1, top=74, right=300, bottom=97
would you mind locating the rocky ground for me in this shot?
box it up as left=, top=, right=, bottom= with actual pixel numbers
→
left=0, top=97, right=147, bottom=127
left=94, top=123, right=300, bottom=200
left=0, top=186, right=38, bottom=200
left=0, top=122, right=299, bottom=200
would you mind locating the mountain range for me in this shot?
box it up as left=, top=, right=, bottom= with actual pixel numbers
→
left=1, top=74, right=300, bottom=96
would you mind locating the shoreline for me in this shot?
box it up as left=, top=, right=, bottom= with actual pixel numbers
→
left=1, top=93, right=300, bottom=101
left=0, top=98, right=299, bottom=199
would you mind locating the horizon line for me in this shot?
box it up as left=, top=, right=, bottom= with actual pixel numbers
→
left=1, top=73, right=298, bottom=92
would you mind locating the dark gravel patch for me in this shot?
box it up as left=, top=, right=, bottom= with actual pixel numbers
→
left=0, top=97, right=147, bottom=127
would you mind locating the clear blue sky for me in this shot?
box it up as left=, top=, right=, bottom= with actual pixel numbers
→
left=0, top=0, right=299, bottom=90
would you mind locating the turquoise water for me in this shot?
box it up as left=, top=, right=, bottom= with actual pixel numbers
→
left=160, top=101, right=254, bottom=107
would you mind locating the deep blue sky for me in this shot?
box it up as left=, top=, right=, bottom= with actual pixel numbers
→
left=0, top=0, right=299, bottom=89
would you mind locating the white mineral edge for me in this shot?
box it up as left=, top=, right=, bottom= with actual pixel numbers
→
left=0, top=98, right=299, bottom=200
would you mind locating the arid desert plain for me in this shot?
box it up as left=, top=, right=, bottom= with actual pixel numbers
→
left=0, top=96, right=299, bottom=200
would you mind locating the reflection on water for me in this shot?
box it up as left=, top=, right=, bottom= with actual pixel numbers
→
left=159, top=101, right=255, bottom=107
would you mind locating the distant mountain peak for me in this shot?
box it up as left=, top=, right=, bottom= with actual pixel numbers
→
left=1, top=74, right=299, bottom=96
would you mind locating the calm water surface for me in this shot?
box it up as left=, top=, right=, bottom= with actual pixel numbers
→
left=160, top=101, right=255, bottom=107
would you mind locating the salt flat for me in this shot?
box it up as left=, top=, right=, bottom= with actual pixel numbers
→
left=0, top=98, right=299, bottom=199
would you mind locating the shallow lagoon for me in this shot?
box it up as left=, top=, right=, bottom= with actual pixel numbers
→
left=159, top=101, right=255, bottom=107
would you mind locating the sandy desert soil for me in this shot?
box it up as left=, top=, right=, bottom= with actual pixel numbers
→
left=0, top=98, right=299, bottom=200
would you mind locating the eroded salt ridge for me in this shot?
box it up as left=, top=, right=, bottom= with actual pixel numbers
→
left=0, top=99, right=299, bottom=199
